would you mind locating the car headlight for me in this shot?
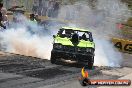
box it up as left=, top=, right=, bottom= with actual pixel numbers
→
left=86, top=48, right=92, bottom=52
left=86, top=48, right=95, bottom=53
left=54, top=44, right=62, bottom=49
left=78, top=48, right=81, bottom=51
left=78, top=48, right=86, bottom=52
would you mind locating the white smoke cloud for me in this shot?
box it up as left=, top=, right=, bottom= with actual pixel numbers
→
left=94, top=38, right=123, bottom=67
left=58, top=0, right=130, bottom=67
left=0, top=14, right=53, bottom=59
left=0, top=0, right=130, bottom=67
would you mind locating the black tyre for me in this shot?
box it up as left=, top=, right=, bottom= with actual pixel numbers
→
left=88, top=62, right=93, bottom=69
left=87, top=56, right=94, bottom=69
left=50, top=51, right=56, bottom=64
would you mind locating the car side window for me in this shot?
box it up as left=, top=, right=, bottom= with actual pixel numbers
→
left=85, top=33, right=89, bottom=39
left=88, top=32, right=93, bottom=42
left=82, top=33, right=87, bottom=40
left=57, top=29, right=63, bottom=35
left=57, top=29, right=66, bottom=37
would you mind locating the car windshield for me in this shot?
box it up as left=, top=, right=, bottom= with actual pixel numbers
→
left=78, top=32, right=89, bottom=39
left=57, top=29, right=93, bottom=42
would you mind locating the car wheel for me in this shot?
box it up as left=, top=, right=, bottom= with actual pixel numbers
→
left=87, top=57, right=94, bottom=69
left=50, top=52, right=56, bottom=64
left=88, top=62, right=93, bottom=69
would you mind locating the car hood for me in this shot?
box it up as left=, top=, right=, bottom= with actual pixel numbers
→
left=54, top=37, right=95, bottom=48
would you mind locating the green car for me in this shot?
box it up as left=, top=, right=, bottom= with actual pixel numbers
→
left=51, top=27, right=95, bottom=69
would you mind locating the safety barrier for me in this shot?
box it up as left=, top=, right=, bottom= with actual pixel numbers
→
left=112, top=38, right=132, bottom=54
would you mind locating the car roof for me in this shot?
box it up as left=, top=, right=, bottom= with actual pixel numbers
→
left=61, top=27, right=89, bottom=32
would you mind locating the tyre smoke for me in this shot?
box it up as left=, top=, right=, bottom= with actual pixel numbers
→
left=0, top=0, right=130, bottom=67
left=94, top=38, right=123, bottom=67
left=0, top=15, right=53, bottom=59
left=58, top=0, right=130, bottom=67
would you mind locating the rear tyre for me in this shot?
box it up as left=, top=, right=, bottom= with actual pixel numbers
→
left=87, top=56, right=94, bottom=69
left=88, top=62, right=93, bottom=69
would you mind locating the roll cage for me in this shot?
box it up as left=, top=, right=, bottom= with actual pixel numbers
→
left=57, top=28, right=93, bottom=42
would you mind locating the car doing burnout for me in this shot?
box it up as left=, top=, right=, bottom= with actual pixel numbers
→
left=50, top=27, right=95, bottom=69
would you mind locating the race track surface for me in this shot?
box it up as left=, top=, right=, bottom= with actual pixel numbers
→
left=0, top=52, right=131, bottom=88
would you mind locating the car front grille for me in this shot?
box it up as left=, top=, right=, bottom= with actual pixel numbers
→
left=63, top=46, right=87, bottom=53
left=62, top=45, right=94, bottom=55
left=63, top=46, right=75, bottom=52
left=77, top=47, right=86, bottom=53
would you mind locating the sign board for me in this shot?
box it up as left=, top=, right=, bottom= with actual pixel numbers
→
left=112, top=38, right=132, bottom=54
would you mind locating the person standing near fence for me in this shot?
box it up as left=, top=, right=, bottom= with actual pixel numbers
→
left=0, top=3, right=6, bottom=29
left=47, top=0, right=55, bottom=17
left=53, top=1, right=60, bottom=18
left=32, top=1, right=39, bottom=14
left=1, top=8, right=8, bottom=23
left=41, top=0, right=48, bottom=16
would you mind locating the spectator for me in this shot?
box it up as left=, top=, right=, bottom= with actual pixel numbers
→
left=38, top=0, right=43, bottom=15
left=41, top=0, right=49, bottom=16
left=0, top=12, right=6, bottom=29
left=29, top=13, right=36, bottom=22
left=53, top=1, right=60, bottom=18
left=47, top=0, right=54, bottom=17
left=1, top=7, right=9, bottom=28
left=32, top=1, right=38, bottom=14
left=1, top=8, right=8, bottom=22
left=35, top=14, right=41, bottom=24
left=0, top=3, right=6, bottom=29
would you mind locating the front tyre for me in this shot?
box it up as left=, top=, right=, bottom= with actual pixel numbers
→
left=50, top=51, right=56, bottom=64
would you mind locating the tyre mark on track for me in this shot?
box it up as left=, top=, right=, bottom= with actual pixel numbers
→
left=0, top=76, right=25, bottom=83
left=0, top=52, right=102, bottom=88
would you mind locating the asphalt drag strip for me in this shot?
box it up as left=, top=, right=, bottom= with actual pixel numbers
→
left=0, top=52, right=101, bottom=88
